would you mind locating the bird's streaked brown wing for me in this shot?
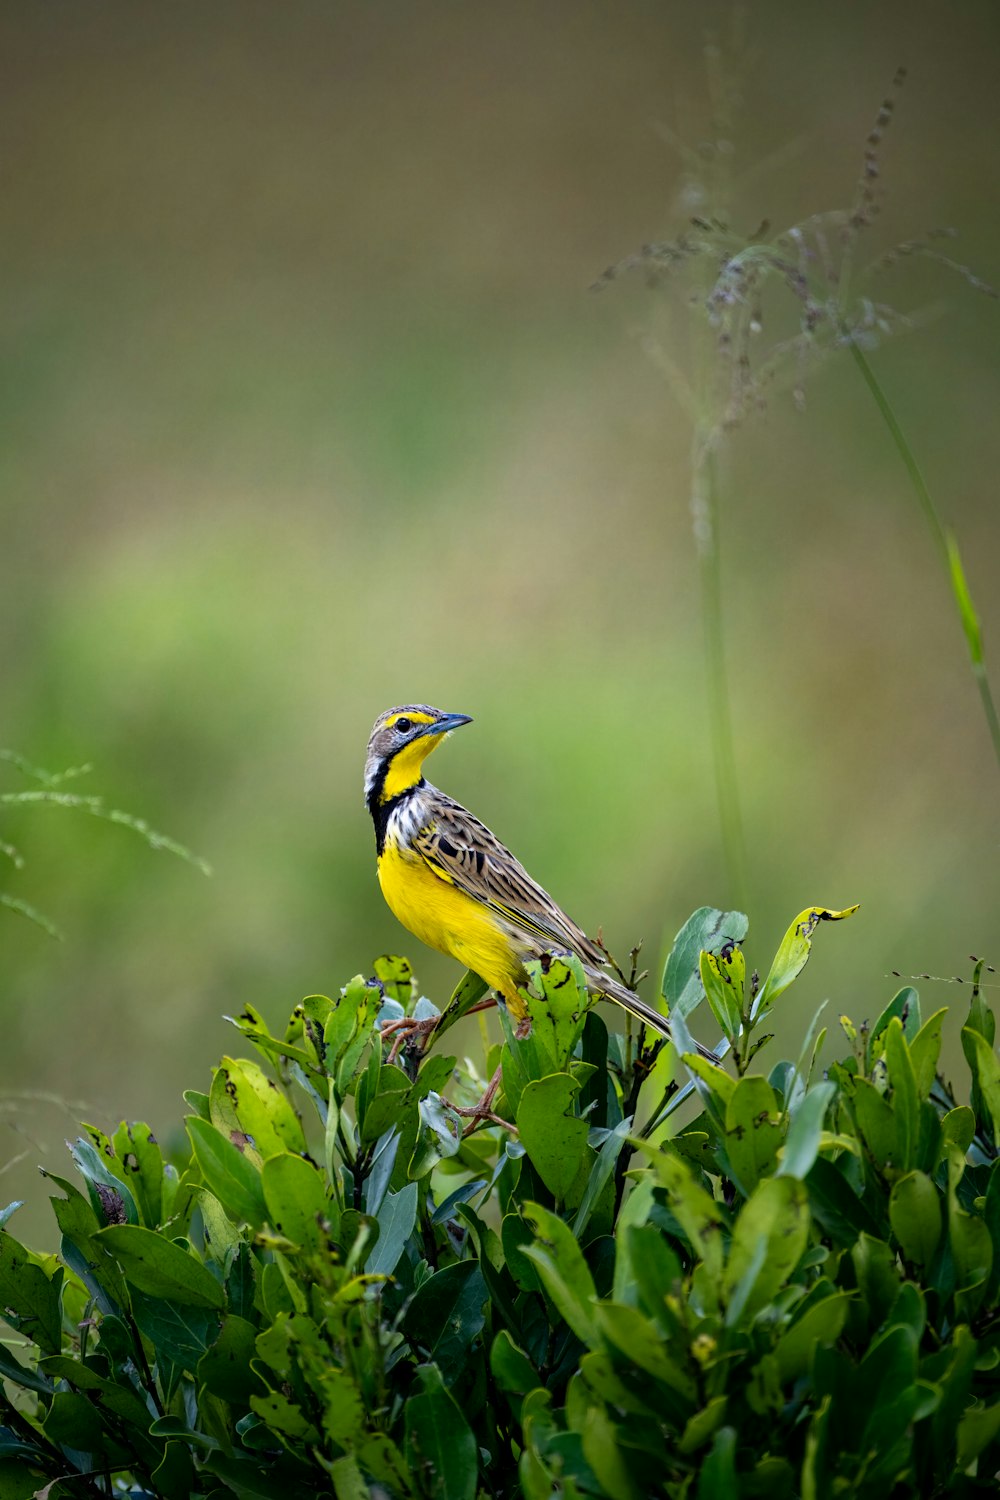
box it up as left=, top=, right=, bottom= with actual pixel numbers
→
left=410, top=790, right=605, bottom=965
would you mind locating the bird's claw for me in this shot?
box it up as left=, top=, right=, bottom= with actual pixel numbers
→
left=379, top=1014, right=438, bottom=1065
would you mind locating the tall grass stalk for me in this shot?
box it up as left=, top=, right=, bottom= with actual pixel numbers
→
left=849, top=341, right=1000, bottom=769
left=599, top=50, right=998, bottom=900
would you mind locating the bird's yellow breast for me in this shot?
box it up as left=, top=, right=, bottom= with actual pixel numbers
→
left=377, top=840, right=525, bottom=1007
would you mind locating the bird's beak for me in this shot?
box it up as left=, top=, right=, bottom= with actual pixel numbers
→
left=420, top=712, right=473, bottom=738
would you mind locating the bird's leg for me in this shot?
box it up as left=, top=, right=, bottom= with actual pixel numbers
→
left=380, top=996, right=500, bottom=1066
left=454, top=1015, right=530, bottom=1136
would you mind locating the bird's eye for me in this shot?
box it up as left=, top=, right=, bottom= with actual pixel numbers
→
left=395, top=717, right=413, bottom=734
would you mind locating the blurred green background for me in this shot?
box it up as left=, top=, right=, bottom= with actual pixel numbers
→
left=2, top=2, right=998, bottom=1242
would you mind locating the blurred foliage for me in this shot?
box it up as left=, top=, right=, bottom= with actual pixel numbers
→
left=5, top=912, right=1000, bottom=1496
left=0, top=2, right=998, bottom=1253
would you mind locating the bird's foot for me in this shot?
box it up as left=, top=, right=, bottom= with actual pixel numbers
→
left=380, top=1014, right=438, bottom=1065
left=452, top=1060, right=517, bottom=1137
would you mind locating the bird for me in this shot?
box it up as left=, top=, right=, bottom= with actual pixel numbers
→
left=364, top=704, right=705, bottom=1058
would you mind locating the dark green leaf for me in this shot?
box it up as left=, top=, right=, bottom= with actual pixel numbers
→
left=662, top=907, right=748, bottom=1020
left=130, top=1287, right=221, bottom=1372
left=97, top=1224, right=225, bottom=1308
left=404, top=1363, right=477, bottom=1500
left=889, top=1171, right=942, bottom=1268
left=198, top=1314, right=266, bottom=1405
left=0, top=1230, right=63, bottom=1355
left=404, top=1260, right=487, bottom=1370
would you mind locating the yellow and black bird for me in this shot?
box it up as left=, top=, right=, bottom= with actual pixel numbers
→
left=364, top=703, right=696, bottom=1046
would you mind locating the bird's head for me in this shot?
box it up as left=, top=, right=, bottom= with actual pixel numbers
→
left=364, top=705, right=473, bottom=809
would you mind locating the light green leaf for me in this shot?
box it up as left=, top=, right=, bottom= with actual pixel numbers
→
left=723, top=1176, right=810, bottom=1323
left=187, top=1116, right=267, bottom=1228
left=517, top=1074, right=589, bottom=1204
left=725, top=1076, right=782, bottom=1193
left=261, top=1153, right=330, bottom=1251
left=779, top=1082, right=836, bottom=1180
left=700, top=948, right=744, bottom=1041
left=909, top=1008, right=948, bottom=1099
left=368, top=1182, right=418, bottom=1277
left=521, top=1202, right=599, bottom=1345
left=962, top=1027, right=1000, bottom=1141
left=755, top=905, right=859, bottom=1019
left=884, top=1018, right=919, bottom=1172
left=773, top=1292, right=850, bottom=1383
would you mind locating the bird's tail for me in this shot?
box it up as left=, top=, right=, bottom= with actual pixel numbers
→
left=585, top=965, right=718, bottom=1064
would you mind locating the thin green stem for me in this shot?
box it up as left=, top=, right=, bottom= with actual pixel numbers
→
left=694, top=434, right=749, bottom=909
left=850, top=340, right=1000, bottom=770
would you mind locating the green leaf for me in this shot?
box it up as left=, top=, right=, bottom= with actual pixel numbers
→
left=754, top=905, right=859, bottom=1019
left=187, top=1116, right=268, bottom=1228
left=521, top=1202, right=599, bottom=1345
left=868, top=986, right=921, bottom=1063
left=956, top=1400, right=1000, bottom=1470
left=806, top=1156, right=881, bottom=1246
left=130, top=1287, right=220, bottom=1372
left=909, top=1008, right=948, bottom=1098
left=580, top=1405, right=642, bottom=1500
left=723, top=1176, right=810, bottom=1324
left=779, top=1082, right=836, bottom=1180
left=889, top=1171, right=942, bottom=1268
left=69, top=1137, right=140, bottom=1226
left=773, top=1292, right=850, bottom=1383
left=111, top=1121, right=164, bottom=1228
left=632, top=1144, right=725, bottom=1278
left=434, top=966, right=490, bottom=1039
left=261, top=1153, right=330, bottom=1251
left=198, top=1314, right=266, bottom=1405
left=404, top=1363, right=478, bottom=1500
left=210, top=1057, right=307, bottom=1163
left=593, top=1302, right=695, bottom=1400
left=97, top=1224, right=225, bottom=1308
left=697, top=1427, right=738, bottom=1500
left=573, top=1116, right=632, bottom=1238
left=662, top=907, right=749, bottom=1020
left=367, top=1182, right=418, bottom=1276
left=947, top=529, right=984, bottom=664
left=0, top=1231, right=64, bottom=1355
left=699, top=947, right=744, bottom=1041
left=517, top=1074, right=589, bottom=1204
left=523, top=956, right=590, bottom=1071
left=852, top=1077, right=897, bottom=1168
left=404, top=1260, right=487, bottom=1369
left=884, top=1019, right=919, bottom=1171
left=490, top=1330, right=538, bottom=1394
left=52, top=1188, right=128, bottom=1313
left=962, top=1027, right=1000, bottom=1141
left=725, top=1076, right=782, bottom=1193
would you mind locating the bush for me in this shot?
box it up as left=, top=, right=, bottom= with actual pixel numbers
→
left=2, top=906, right=1000, bottom=1498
